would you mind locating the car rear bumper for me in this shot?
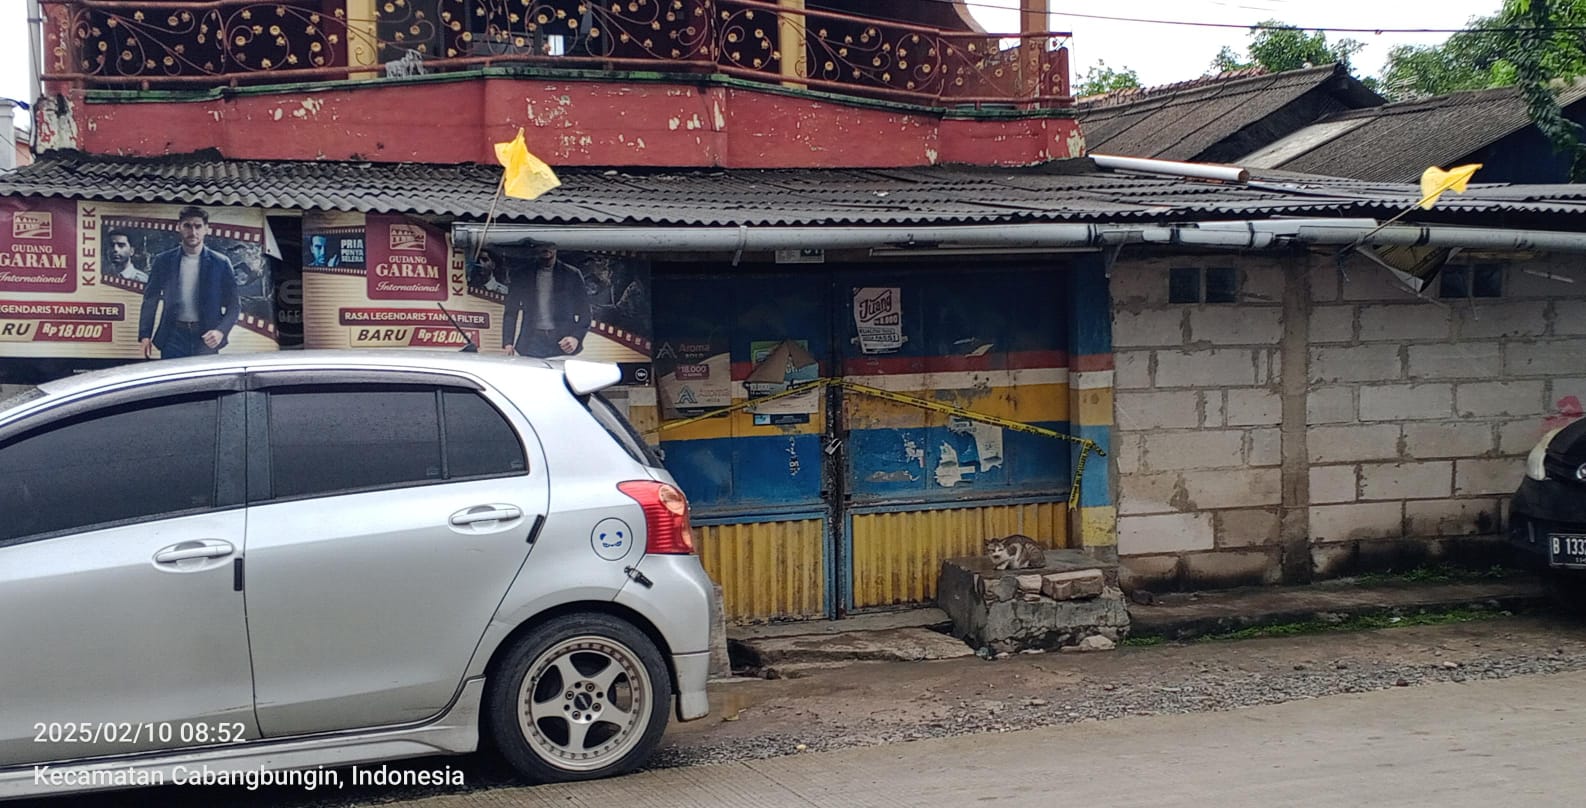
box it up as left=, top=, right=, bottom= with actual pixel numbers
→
left=614, top=553, right=714, bottom=721
left=1509, top=477, right=1586, bottom=567
left=671, top=651, right=711, bottom=721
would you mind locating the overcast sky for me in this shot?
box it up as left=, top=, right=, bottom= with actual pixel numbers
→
left=2, top=0, right=1509, bottom=132
left=968, top=0, right=1505, bottom=87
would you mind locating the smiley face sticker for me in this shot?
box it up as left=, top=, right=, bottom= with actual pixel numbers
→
left=591, top=518, right=635, bottom=561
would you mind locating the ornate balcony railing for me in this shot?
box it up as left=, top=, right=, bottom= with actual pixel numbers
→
left=42, top=0, right=1071, bottom=108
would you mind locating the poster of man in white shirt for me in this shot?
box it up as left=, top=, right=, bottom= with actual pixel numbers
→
left=136, top=205, right=240, bottom=359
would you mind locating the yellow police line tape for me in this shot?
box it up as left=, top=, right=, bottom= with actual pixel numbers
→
left=645, top=377, right=1106, bottom=495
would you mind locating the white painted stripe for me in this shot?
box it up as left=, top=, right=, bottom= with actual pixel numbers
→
left=1073, top=370, right=1114, bottom=390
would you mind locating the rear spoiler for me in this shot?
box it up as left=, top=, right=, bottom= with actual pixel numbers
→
left=557, top=359, right=622, bottom=395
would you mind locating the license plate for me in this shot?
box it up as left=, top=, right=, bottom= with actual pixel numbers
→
left=1550, top=533, right=1586, bottom=567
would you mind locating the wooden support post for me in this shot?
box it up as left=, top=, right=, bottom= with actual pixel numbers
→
left=1019, top=0, right=1048, bottom=103
left=1020, top=0, right=1048, bottom=35
left=778, top=0, right=807, bottom=88
left=345, top=0, right=379, bottom=80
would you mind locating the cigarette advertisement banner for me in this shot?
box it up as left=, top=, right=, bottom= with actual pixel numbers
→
left=0, top=199, right=279, bottom=363
left=655, top=337, right=730, bottom=419
left=301, top=212, right=498, bottom=352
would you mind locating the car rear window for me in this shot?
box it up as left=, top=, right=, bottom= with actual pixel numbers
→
left=584, top=392, right=663, bottom=468
left=443, top=388, right=528, bottom=478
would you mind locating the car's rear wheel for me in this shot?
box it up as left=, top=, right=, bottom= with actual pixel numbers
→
left=1544, top=567, right=1586, bottom=616
left=486, top=613, right=671, bottom=782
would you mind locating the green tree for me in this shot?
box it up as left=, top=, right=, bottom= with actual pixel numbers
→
left=1075, top=60, right=1141, bottom=97
left=1208, top=21, right=1365, bottom=74
left=1379, top=0, right=1586, bottom=175
left=1514, top=0, right=1585, bottom=176
left=1378, top=0, right=1586, bottom=99
left=1210, top=46, right=1250, bottom=73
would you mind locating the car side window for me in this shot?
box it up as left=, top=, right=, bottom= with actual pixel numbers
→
left=264, top=383, right=527, bottom=501
left=0, top=394, right=220, bottom=544
left=267, top=384, right=444, bottom=500
left=443, top=389, right=527, bottom=478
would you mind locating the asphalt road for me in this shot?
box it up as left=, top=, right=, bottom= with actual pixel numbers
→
left=449, top=669, right=1586, bottom=808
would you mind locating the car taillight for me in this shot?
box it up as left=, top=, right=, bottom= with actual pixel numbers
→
left=617, top=480, right=696, bottom=555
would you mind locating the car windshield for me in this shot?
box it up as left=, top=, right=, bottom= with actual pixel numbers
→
left=0, top=386, right=43, bottom=417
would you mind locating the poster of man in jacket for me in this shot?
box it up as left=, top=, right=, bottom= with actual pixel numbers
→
left=499, top=240, right=591, bottom=359
left=137, top=205, right=242, bottom=359
left=117, top=205, right=278, bottom=360
left=0, top=198, right=278, bottom=383
left=467, top=239, right=653, bottom=381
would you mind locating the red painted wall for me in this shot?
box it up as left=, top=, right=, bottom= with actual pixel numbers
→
left=63, top=77, right=1080, bottom=168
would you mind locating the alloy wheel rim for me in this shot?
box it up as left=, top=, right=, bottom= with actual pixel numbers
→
left=518, top=636, right=651, bottom=771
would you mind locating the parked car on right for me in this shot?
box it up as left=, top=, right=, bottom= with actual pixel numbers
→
left=1509, top=419, right=1586, bottom=600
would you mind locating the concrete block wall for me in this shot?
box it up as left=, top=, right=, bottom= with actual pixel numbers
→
left=1302, top=254, right=1583, bottom=575
left=1111, top=253, right=1585, bottom=590
left=1112, top=257, right=1287, bottom=588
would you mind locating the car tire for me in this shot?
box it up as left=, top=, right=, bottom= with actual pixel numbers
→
left=1544, top=568, right=1586, bottom=616
left=486, top=613, right=672, bottom=783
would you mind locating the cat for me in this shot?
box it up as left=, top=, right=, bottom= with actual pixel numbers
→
left=984, top=533, right=1046, bottom=571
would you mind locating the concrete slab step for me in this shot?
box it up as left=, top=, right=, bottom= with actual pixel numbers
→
left=733, top=626, right=975, bottom=668
left=728, top=607, right=950, bottom=642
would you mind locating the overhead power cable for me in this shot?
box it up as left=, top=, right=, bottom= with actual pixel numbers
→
left=814, top=0, right=1586, bottom=36
left=1041, top=8, right=1586, bottom=35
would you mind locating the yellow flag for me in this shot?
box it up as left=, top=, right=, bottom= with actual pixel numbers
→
left=493, top=128, right=561, bottom=200
left=1418, top=163, right=1481, bottom=209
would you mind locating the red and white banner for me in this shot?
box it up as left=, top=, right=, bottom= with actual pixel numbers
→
left=0, top=199, right=278, bottom=360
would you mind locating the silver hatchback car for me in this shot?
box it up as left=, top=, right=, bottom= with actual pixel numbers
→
left=0, top=351, right=713, bottom=799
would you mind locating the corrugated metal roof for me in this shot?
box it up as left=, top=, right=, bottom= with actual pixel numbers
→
left=1265, top=84, right=1586, bottom=182
left=3, top=152, right=1586, bottom=226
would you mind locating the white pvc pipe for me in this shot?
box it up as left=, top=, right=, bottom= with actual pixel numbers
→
left=26, top=0, right=43, bottom=105
left=1089, top=153, right=1251, bottom=183
left=453, top=219, right=1586, bottom=255
left=0, top=106, right=13, bottom=171
left=1295, top=224, right=1586, bottom=252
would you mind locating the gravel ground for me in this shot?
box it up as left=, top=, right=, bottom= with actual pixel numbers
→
left=648, top=612, right=1586, bottom=768
left=44, top=613, right=1586, bottom=807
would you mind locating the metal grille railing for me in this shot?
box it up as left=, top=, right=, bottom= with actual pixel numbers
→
left=44, top=0, right=1071, bottom=107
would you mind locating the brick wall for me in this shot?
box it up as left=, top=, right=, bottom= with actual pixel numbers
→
left=1111, top=252, right=1585, bottom=589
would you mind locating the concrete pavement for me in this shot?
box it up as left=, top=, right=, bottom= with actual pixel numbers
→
left=420, top=669, right=1586, bottom=807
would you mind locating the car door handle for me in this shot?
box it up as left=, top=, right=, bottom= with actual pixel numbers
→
left=450, top=505, right=523, bottom=526
left=154, top=540, right=236, bottom=564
